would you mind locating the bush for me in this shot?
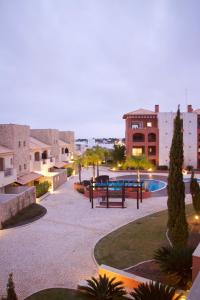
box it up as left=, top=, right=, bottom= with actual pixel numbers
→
left=130, top=281, right=181, bottom=300
left=36, top=181, right=51, bottom=198
left=76, top=187, right=85, bottom=194
left=154, top=246, right=193, bottom=289
left=67, top=167, right=73, bottom=177
left=190, top=171, right=200, bottom=214
left=186, top=165, right=194, bottom=171
left=157, top=165, right=168, bottom=170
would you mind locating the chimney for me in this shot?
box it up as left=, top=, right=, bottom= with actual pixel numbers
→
left=187, top=104, right=193, bottom=113
left=155, top=105, right=159, bottom=113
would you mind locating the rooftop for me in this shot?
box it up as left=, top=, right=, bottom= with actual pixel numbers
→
left=30, top=137, right=51, bottom=150
left=123, top=108, right=157, bottom=119
left=0, top=145, right=13, bottom=155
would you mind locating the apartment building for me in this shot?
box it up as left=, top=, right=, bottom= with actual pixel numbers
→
left=123, top=105, right=200, bottom=169
left=0, top=124, right=75, bottom=192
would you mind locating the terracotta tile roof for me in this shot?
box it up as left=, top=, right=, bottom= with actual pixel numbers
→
left=123, top=108, right=156, bottom=118
left=16, top=172, right=43, bottom=185
left=0, top=145, right=13, bottom=155
left=54, top=162, right=68, bottom=169
left=30, top=137, right=50, bottom=150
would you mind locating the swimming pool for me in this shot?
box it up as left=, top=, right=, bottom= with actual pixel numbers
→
left=95, top=179, right=167, bottom=192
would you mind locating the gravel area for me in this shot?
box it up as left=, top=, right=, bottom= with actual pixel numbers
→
left=0, top=168, right=192, bottom=299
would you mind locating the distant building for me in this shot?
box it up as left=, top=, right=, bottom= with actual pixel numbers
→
left=123, top=104, right=200, bottom=169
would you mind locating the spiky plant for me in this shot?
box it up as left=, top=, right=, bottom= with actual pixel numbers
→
left=79, top=274, right=126, bottom=300
left=130, top=281, right=182, bottom=300
left=6, top=273, right=18, bottom=300
left=154, top=246, right=193, bottom=289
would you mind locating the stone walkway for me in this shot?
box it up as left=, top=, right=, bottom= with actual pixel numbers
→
left=0, top=168, right=192, bottom=299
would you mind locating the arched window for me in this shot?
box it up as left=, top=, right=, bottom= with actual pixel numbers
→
left=42, top=150, right=48, bottom=160
left=34, top=152, right=40, bottom=161
left=65, top=147, right=69, bottom=154
left=132, top=133, right=145, bottom=142
left=148, top=133, right=156, bottom=142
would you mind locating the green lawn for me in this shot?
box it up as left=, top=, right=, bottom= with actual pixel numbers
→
left=1, top=203, right=46, bottom=229
left=25, top=288, right=125, bottom=300
left=25, top=289, right=92, bottom=300
left=94, top=204, right=194, bottom=269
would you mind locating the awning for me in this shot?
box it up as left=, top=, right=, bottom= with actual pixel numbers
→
left=16, top=172, right=43, bottom=185
left=54, top=162, right=68, bottom=169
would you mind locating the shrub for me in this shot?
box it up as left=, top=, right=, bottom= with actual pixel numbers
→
left=6, top=273, right=18, bottom=300
left=190, top=171, right=200, bottom=214
left=76, top=187, right=85, bottom=194
left=154, top=246, right=193, bottom=289
left=67, top=167, right=73, bottom=177
left=79, top=274, right=126, bottom=300
left=35, top=181, right=51, bottom=198
left=130, top=281, right=181, bottom=300
left=157, top=165, right=168, bottom=170
left=186, top=165, right=194, bottom=171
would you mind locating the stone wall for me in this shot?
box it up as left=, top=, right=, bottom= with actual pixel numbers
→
left=59, top=131, right=75, bottom=153
left=0, top=124, right=30, bottom=177
left=46, top=169, right=67, bottom=191
left=31, top=129, right=60, bottom=162
left=0, top=186, right=36, bottom=228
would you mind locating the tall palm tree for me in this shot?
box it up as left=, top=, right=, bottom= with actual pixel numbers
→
left=93, top=146, right=106, bottom=177
left=130, top=281, right=181, bottom=300
left=84, top=149, right=99, bottom=180
left=123, top=155, right=153, bottom=182
left=74, top=155, right=84, bottom=183
left=79, top=274, right=126, bottom=300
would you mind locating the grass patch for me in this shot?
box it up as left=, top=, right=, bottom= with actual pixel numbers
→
left=1, top=203, right=46, bottom=229
left=94, top=204, right=195, bottom=269
left=25, top=288, right=125, bottom=300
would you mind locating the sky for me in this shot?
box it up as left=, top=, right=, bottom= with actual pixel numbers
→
left=0, top=0, right=200, bottom=138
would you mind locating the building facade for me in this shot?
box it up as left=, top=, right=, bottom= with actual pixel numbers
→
left=123, top=105, right=200, bottom=169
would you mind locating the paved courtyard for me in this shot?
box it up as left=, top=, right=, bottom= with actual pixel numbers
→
left=0, top=168, right=192, bottom=299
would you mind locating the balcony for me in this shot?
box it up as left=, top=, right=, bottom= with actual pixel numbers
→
left=0, top=168, right=17, bottom=188
left=30, top=157, right=55, bottom=173
left=132, top=133, right=145, bottom=143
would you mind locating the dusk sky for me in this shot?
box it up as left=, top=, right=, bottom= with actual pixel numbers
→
left=0, top=0, right=200, bottom=138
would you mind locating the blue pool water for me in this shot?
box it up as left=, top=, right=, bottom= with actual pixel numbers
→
left=95, top=180, right=167, bottom=192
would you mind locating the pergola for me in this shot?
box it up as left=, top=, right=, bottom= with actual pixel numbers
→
left=89, top=180, right=143, bottom=209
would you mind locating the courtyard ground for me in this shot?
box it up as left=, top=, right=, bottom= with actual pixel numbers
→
left=0, top=168, right=192, bottom=299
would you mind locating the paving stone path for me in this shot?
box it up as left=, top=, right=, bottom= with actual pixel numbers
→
left=0, top=168, right=192, bottom=299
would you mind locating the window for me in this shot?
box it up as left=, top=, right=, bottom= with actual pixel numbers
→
left=24, top=164, right=26, bottom=170
left=148, top=133, right=156, bottom=142
left=18, top=141, right=21, bottom=147
left=132, top=147, right=144, bottom=156
left=132, top=122, right=142, bottom=129
left=148, top=146, right=156, bottom=156
left=10, top=158, right=13, bottom=165
left=19, top=165, right=22, bottom=171
left=133, top=133, right=145, bottom=142
left=23, top=141, right=26, bottom=147
left=147, top=122, right=152, bottom=127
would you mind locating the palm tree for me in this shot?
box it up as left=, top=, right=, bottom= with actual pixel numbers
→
left=123, top=155, right=153, bottom=182
left=154, top=246, right=193, bottom=289
left=79, top=274, right=126, bottom=300
left=74, top=155, right=84, bottom=183
left=93, top=146, right=106, bottom=177
left=130, top=281, right=181, bottom=300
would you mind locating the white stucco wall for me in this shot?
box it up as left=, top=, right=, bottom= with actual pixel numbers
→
left=158, top=112, right=198, bottom=168
left=182, top=112, right=197, bottom=167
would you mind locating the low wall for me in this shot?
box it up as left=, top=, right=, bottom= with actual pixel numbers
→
left=0, top=186, right=36, bottom=228
left=99, top=264, right=150, bottom=289
left=192, top=242, right=200, bottom=281
left=46, top=170, right=68, bottom=191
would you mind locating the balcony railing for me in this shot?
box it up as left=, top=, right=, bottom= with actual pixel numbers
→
left=4, top=168, right=13, bottom=177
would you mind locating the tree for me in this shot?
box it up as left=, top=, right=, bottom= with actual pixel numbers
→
left=111, top=144, right=125, bottom=164
left=167, top=107, right=188, bottom=247
left=93, top=146, right=106, bottom=177
left=83, top=149, right=100, bottom=180
left=190, top=171, right=200, bottom=215
left=6, top=273, right=18, bottom=300
left=130, top=281, right=181, bottom=300
left=79, top=274, right=126, bottom=300
left=123, top=155, right=153, bottom=182
left=154, top=246, right=193, bottom=289
left=74, top=155, right=84, bottom=183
